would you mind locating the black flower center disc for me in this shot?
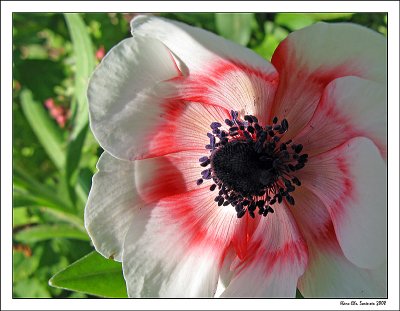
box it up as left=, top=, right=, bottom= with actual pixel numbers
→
left=211, top=141, right=275, bottom=196
left=196, top=111, right=308, bottom=219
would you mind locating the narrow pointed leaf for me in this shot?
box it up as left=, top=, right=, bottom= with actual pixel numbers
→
left=64, top=13, right=95, bottom=137
left=19, top=89, right=65, bottom=170
left=14, top=224, right=90, bottom=243
left=49, top=251, right=127, bottom=298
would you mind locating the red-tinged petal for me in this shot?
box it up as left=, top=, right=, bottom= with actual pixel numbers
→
left=84, top=152, right=139, bottom=261
left=143, top=101, right=230, bottom=158
left=298, top=240, right=387, bottom=297
left=290, top=187, right=386, bottom=297
left=294, top=76, right=387, bottom=159
left=88, top=36, right=182, bottom=161
left=134, top=150, right=210, bottom=203
left=131, top=15, right=277, bottom=79
left=122, top=187, right=246, bottom=297
left=290, top=186, right=334, bottom=243
left=221, top=207, right=308, bottom=297
left=131, top=15, right=278, bottom=123
left=271, top=22, right=386, bottom=138
left=297, top=137, right=386, bottom=269
left=169, top=59, right=278, bottom=124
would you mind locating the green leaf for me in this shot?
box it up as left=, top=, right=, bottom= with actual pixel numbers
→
left=64, top=13, right=95, bottom=137
left=13, top=165, right=74, bottom=212
left=305, top=13, right=354, bottom=21
left=253, top=22, right=288, bottom=60
left=275, top=13, right=354, bottom=31
left=49, top=251, right=127, bottom=298
left=13, top=207, right=40, bottom=228
left=14, top=224, right=90, bottom=243
left=215, top=13, right=254, bottom=46
left=296, top=288, right=304, bottom=298
left=13, top=278, right=52, bottom=298
left=75, top=167, right=93, bottom=206
left=19, top=89, right=65, bottom=170
left=13, top=244, right=44, bottom=282
left=275, top=13, right=315, bottom=30
left=13, top=165, right=85, bottom=229
left=65, top=123, right=89, bottom=205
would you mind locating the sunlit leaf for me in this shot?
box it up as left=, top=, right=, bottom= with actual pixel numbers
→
left=253, top=22, right=288, bottom=60
left=64, top=14, right=95, bottom=137
left=305, top=13, right=354, bottom=20
left=13, top=165, right=73, bottom=212
left=215, top=13, right=254, bottom=46
left=13, top=207, right=40, bottom=228
left=19, top=89, right=65, bottom=170
left=275, top=13, right=355, bottom=31
left=49, top=251, right=127, bottom=298
left=14, top=224, right=89, bottom=243
left=13, top=278, right=52, bottom=298
left=275, top=13, right=314, bottom=30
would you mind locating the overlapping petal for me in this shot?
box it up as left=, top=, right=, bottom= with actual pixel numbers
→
left=298, top=241, right=387, bottom=297
left=122, top=187, right=247, bottom=297
left=291, top=187, right=386, bottom=297
left=297, top=137, right=386, bottom=269
left=131, top=15, right=278, bottom=124
left=270, top=22, right=386, bottom=138
left=222, top=207, right=308, bottom=297
left=294, top=76, right=387, bottom=158
left=84, top=152, right=139, bottom=261
left=88, top=36, right=181, bottom=160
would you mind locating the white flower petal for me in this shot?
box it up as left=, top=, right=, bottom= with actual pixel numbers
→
left=84, top=152, right=138, bottom=261
left=294, top=76, right=387, bottom=158
left=131, top=15, right=277, bottom=77
left=141, top=101, right=230, bottom=158
left=131, top=15, right=278, bottom=123
left=298, top=136, right=386, bottom=269
left=122, top=188, right=243, bottom=297
left=291, top=187, right=386, bottom=297
left=270, top=22, right=386, bottom=138
left=134, top=150, right=207, bottom=203
left=88, top=36, right=181, bottom=160
left=221, top=207, right=308, bottom=297
left=298, top=241, right=387, bottom=298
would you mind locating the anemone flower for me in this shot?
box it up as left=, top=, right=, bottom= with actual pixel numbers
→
left=85, top=15, right=387, bottom=298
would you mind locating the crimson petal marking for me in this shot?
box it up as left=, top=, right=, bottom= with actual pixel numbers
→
left=297, top=137, right=386, bottom=269
left=291, top=187, right=386, bottom=297
left=270, top=22, right=386, bottom=139
left=290, top=186, right=335, bottom=243
left=88, top=36, right=183, bottom=161
left=170, top=59, right=278, bottom=125
left=122, top=187, right=244, bottom=297
left=131, top=16, right=278, bottom=124
left=134, top=150, right=211, bottom=203
left=141, top=100, right=230, bottom=159
left=294, top=76, right=386, bottom=159
left=222, top=206, right=308, bottom=297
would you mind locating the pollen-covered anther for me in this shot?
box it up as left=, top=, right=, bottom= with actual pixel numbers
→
left=196, top=111, right=308, bottom=219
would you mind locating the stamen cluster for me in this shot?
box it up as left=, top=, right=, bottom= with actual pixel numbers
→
left=197, top=111, right=308, bottom=218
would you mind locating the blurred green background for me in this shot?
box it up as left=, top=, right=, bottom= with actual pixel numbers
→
left=12, top=13, right=387, bottom=298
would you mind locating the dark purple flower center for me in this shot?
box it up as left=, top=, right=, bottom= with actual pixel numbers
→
left=197, top=110, right=308, bottom=219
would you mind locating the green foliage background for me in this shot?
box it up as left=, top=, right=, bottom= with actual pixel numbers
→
left=12, top=12, right=387, bottom=298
